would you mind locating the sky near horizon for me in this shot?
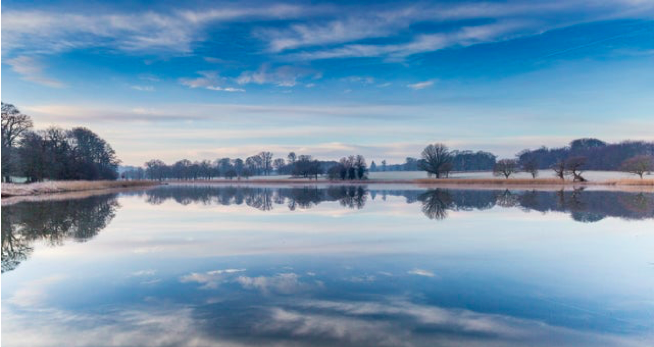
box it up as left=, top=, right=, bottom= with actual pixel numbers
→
left=2, top=0, right=653, bottom=166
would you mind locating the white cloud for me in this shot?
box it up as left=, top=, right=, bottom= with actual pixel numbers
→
left=1, top=5, right=311, bottom=55
left=236, top=273, right=304, bottom=294
left=407, top=269, right=436, bottom=277
left=6, top=56, right=65, bottom=88
left=180, top=71, right=244, bottom=92
left=237, top=64, right=318, bottom=87
left=131, top=85, right=155, bottom=92
left=206, top=86, right=245, bottom=92
left=407, top=80, right=434, bottom=90
left=179, top=268, right=246, bottom=289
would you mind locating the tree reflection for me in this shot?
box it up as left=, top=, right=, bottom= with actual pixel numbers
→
left=140, top=186, right=654, bottom=223
left=1, top=194, right=119, bottom=273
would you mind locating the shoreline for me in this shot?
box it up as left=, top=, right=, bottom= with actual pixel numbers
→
left=1, top=180, right=161, bottom=198
left=2, top=177, right=653, bottom=204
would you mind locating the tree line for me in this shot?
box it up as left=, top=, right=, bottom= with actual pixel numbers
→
left=133, top=152, right=369, bottom=181
left=4, top=102, right=652, bottom=183
left=2, top=103, right=120, bottom=182
left=415, top=140, right=653, bottom=181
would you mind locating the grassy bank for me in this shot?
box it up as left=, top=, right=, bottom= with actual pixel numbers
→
left=1, top=180, right=160, bottom=197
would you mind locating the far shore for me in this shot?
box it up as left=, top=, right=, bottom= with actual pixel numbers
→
left=3, top=174, right=653, bottom=204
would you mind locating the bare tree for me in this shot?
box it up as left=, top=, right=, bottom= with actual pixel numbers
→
left=2, top=103, right=34, bottom=182
left=493, top=159, right=518, bottom=179
left=273, top=158, right=286, bottom=173
left=418, top=143, right=452, bottom=178
left=565, top=156, right=587, bottom=182
left=258, top=151, right=273, bottom=175
left=552, top=160, right=566, bottom=180
left=620, top=155, right=654, bottom=179
left=522, top=158, right=539, bottom=178
left=287, top=152, right=297, bottom=165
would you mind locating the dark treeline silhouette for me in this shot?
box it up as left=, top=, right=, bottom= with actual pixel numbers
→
left=1, top=193, right=119, bottom=273
left=134, top=185, right=654, bottom=222
left=134, top=152, right=368, bottom=181
left=517, top=138, right=654, bottom=172
left=2, top=103, right=120, bottom=182
left=371, top=151, right=497, bottom=173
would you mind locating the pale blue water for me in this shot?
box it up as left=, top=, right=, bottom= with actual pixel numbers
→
left=2, top=185, right=653, bottom=346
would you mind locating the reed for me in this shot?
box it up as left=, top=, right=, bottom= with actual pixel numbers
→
left=606, top=178, right=654, bottom=186
left=1, top=180, right=160, bottom=197
left=413, top=178, right=568, bottom=185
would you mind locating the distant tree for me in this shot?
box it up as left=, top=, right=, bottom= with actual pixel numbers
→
left=242, top=168, right=252, bottom=179
left=369, top=160, right=377, bottom=172
left=287, top=152, right=297, bottom=165
left=225, top=169, right=237, bottom=180
left=273, top=158, right=286, bottom=173
left=620, top=155, right=654, bottom=179
left=521, top=158, right=539, bottom=178
left=565, top=156, right=587, bottom=182
left=418, top=143, right=452, bottom=178
left=552, top=160, right=566, bottom=180
left=381, top=160, right=387, bottom=172
left=2, top=102, right=34, bottom=182
left=493, top=159, right=519, bottom=179
left=404, top=157, right=419, bottom=171
left=145, top=159, right=167, bottom=181
left=354, top=155, right=367, bottom=179
left=570, top=138, right=606, bottom=151
left=258, top=151, right=273, bottom=175
left=233, top=158, right=244, bottom=177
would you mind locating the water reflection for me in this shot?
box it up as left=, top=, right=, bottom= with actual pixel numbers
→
left=2, top=185, right=653, bottom=347
left=1, top=194, right=119, bottom=273
left=140, top=185, right=654, bottom=222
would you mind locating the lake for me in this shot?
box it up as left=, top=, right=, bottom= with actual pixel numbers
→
left=2, top=184, right=653, bottom=346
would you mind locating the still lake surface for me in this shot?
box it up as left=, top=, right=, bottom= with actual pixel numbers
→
left=2, top=184, right=653, bottom=346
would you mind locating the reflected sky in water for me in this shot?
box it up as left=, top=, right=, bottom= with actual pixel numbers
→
left=2, top=185, right=654, bottom=346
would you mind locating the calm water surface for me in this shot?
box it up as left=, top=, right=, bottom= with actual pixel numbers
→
left=2, top=185, right=654, bottom=346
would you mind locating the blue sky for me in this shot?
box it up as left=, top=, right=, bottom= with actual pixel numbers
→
left=2, top=0, right=653, bottom=165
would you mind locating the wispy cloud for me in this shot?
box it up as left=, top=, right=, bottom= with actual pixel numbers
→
left=179, top=268, right=246, bottom=289
left=131, top=85, right=154, bottom=92
left=6, top=56, right=65, bottom=88
left=180, top=71, right=244, bottom=92
left=1, top=5, right=311, bottom=55
left=237, top=64, right=319, bottom=87
left=407, top=80, right=434, bottom=90
left=407, top=269, right=436, bottom=277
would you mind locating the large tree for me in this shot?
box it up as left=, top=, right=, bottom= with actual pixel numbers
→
left=2, top=103, right=33, bottom=182
left=418, top=143, right=452, bottom=178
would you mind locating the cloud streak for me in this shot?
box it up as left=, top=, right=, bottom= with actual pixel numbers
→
left=6, top=56, right=65, bottom=88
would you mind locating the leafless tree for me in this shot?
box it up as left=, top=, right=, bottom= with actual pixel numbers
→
left=552, top=160, right=566, bottom=180
left=620, top=155, right=654, bottom=179
left=273, top=158, right=286, bottom=173
left=565, top=156, right=587, bottom=182
left=522, top=158, right=539, bottom=178
left=287, top=152, right=297, bottom=165
left=258, top=151, right=273, bottom=175
left=493, top=159, right=518, bottom=179
left=2, top=103, right=33, bottom=182
left=418, top=143, right=452, bottom=178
